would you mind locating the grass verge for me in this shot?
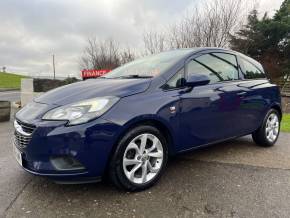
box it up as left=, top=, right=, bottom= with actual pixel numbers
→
left=281, top=114, right=290, bottom=133
left=0, top=72, right=27, bottom=89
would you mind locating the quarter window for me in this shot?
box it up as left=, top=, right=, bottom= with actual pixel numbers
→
left=240, top=58, right=266, bottom=79
left=187, top=53, right=239, bottom=84
left=163, top=68, right=185, bottom=89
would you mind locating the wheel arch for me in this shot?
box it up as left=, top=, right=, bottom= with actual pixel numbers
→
left=256, top=103, right=282, bottom=131
left=270, top=103, right=282, bottom=120
left=117, top=116, right=176, bottom=155
left=104, top=116, right=176, bottom=178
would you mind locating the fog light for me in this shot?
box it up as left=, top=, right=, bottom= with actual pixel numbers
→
left=50, top=156, right=85, bottom=171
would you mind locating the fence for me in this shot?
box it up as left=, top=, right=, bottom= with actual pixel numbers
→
left=273, top=76, right=290, bottom=96
left=273, top=77, right=290, bottom=112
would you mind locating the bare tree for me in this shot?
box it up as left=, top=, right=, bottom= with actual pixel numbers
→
left=143, top=31, right=167, bottom=55
left=168, top=0, right=244, bottom=48
left=119, top=46, right=136, bottom=65
left=80, top=38, right=136, bottom=70
left=81, top=38, right=118, bottom=70
left=143, top=0, right=247, bottom=53
left=81, top=0, right=252, bottom=70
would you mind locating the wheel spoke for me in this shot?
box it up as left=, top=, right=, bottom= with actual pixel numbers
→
left=269, top=131, right=274, bottom=141
left=148, top=151, right=163, bottom=158
left=271, top=133, right=275, bottom=141
left=141, top=161, right=148, bottom=183
left=147, top=161, right=158, bottom=173
left=272, top=130, right=277, bottom=139
left=270, top=119, right=274, bottom=125
left=147, top=137, right=158, bottom=153
left=124, top=158, right=141, bottom=166
left=127, top=142, right=141, bottom=155
left=128, top=163, right=142, bottom=180
left=140, top=134, right=148, bottom=154
left=272, top=116, right=277, bottom=125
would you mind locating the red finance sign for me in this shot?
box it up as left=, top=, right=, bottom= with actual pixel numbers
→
left=81, top=69, right=111, bottom=79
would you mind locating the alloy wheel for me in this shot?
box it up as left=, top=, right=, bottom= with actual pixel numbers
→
left=122, top=133, right=164, bottom=184
left=265, top=113, right=279, bottom=143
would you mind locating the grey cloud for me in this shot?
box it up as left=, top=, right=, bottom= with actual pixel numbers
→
left=0, top=0, right=284, bottom=77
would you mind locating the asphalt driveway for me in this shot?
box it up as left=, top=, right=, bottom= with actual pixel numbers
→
left=1, top=120, right=290, bottom=218
left=0, top=91, right=20, bottom=102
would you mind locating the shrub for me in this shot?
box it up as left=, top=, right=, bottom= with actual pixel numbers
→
left=33, top=77, right=79, bottom=92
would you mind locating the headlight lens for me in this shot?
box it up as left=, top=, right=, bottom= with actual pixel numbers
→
left=42, top=96, right=119, bottom=125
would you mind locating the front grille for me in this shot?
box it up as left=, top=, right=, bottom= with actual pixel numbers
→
left=16, top=120, right=35, bottom=134
left=14, top=120, right=36, bottom=150
left=14, top=131, right=32, bottom=149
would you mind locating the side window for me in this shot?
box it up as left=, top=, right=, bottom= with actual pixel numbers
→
left=240, top=58, right=266, bottom=79
left=187, top=60, right=220, bottom=84
left=163, top=68, right=185, bottom=89
left=188, top=53, right=239, bottom=83
left=212, top=53, right=238, bottom=67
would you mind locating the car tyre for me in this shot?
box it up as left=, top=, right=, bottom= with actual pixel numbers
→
left=252, top=109, right=281, bottom=147
left=109, top=125, right=168, bottom=191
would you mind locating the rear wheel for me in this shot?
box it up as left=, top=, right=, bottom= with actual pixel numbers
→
left=252, top=109, right=280, bottom=147
left=109, top=125, right=168, bottom=191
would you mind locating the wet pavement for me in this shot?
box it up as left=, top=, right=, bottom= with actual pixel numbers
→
left=0, top=91, right=20, bottom=102
left=1, top=121, right=290, bottom=218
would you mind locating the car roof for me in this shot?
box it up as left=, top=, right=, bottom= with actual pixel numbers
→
left=168, top=47, right=263, bottom=70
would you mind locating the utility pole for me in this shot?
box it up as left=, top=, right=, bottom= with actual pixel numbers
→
left=52, top=54, right=56, bottom=79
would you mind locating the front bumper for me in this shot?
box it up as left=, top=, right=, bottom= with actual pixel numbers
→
left=13, top=118, right=122, bottom=182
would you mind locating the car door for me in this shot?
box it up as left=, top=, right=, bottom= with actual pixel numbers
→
left=178, top=51, right=245, bottom=151
left=232, top=56, right=270, bottom=135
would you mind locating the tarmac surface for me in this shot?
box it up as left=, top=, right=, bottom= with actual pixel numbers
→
left=1, top=120, right=290, bottom=218
left=0, top=91, right=20, bottom=102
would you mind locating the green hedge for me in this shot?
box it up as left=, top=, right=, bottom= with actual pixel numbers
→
left=33, top=77, right=79, bottom=92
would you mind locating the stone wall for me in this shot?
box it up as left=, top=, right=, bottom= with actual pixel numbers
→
left=21, top=79, right=43, bottom=106
left=21, top=79, right=33, bottom=106
left=0, top=101, right=11, bottom=122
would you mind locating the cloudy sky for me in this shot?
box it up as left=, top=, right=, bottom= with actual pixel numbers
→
left=0, top=0, right=284, bottom=78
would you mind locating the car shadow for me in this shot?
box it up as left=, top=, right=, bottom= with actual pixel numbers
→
left=18, top=133, right=287, bottom=192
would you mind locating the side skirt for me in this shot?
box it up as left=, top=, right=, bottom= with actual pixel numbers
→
left=177, top=133, right=253, bottom=155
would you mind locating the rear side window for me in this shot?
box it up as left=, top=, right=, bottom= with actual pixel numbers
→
left=240, top=58, right=266, bottom=79
left=212, top=53, right=238, bottom=67
left=187, top=53, right=239, bottom=84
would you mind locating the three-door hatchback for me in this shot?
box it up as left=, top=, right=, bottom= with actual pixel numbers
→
left=14, top=48, right=282, bottom=191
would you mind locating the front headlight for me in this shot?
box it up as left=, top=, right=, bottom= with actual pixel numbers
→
left=42, top=96, right=119, bottom=125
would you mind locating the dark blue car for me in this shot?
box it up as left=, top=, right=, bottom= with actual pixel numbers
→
left=14, top=48, right=282, bottom=191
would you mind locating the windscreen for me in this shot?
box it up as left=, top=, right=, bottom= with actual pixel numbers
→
left=103, top=50, right=193, bottom=79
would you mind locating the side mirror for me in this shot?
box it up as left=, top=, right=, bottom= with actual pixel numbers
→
left=185, top=74, right=210, bottom=87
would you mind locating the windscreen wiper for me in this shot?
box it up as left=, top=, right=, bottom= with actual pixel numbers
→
left=118, top=75, right=153, bottom=79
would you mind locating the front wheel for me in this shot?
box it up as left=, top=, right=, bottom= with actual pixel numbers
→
left=252, top=109, right=281, bottom=147
left=109, top=125, right=168, bottom=191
